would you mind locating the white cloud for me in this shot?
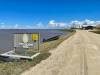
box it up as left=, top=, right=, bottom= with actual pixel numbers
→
left=70, top=19, right=99, bottom=28
left=95, top=21, right=100, bottom=25
left=82, top=19, right=95, bottom=25
left=48, top=20, right=66, bottom=28
left=0, top=22, right=5, bottom=28
left=36, top=22, right=45, bottom=28
left=71, top=20, right=82, bottom=25
left=14, top=24, right=19, bottom=28
left=70, top=19, right=96, bottom=26
left=58, top=23, right=66, bottom=27
left=0, top=25, right=5, bottom=28
left=70, top=20, right=82, bottom=28
left=0, top=22, right=43, bottom=29
left=49, top=20, right=57, bottom=27
left=0, top=19, right=100, bottom=29
left=26, top=22, right=49, bottom=29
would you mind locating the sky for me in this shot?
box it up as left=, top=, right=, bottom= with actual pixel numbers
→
left=0, top=0, right=100, bottom=29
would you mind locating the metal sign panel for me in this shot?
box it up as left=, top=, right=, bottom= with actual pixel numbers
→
left=32, top=34, right=39, bottom=41
left=13, top=33, right=40, bottom=53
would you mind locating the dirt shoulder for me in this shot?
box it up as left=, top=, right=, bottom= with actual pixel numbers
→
left=21, top=30, right=100, bottom=75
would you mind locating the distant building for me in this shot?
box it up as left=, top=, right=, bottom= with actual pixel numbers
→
left=82, top=26, right=94, bottom=30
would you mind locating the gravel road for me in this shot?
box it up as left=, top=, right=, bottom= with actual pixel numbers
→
left=21, top=30, right=100, bottom=75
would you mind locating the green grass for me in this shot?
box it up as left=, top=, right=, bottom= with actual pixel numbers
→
left=13, top=51, right=37, bottom=56
left=59, top=29, right=76, bottom=32
left=90, top=29, right=100, bottom=34
left=92, top=31, right=100, bottom=34
left=0, top=53, right=51, bottom=75
left=40, top=29, right=76, bottom=52
left=0, top=29, right=76, bottom=75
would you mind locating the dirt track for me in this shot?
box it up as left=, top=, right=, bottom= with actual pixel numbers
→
left=21, top=30, right=100, bottom=75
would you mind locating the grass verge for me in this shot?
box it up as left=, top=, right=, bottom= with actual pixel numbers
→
left=90, top=29, right=100, bottom=34
left=40, top=29, right=76, bottom=52
left=0, top=53, right=51, bottom=75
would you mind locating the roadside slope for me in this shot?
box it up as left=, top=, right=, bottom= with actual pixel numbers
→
left=21, top=30, right=100, bottom=75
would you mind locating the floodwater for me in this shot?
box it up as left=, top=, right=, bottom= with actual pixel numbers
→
left=0, top=29, right=68, bottom=53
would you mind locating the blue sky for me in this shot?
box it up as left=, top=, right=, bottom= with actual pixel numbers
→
left=0, top=0, right=100, bottom=28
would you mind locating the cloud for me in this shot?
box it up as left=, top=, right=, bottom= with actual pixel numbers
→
left=0, top=22, right=5, bottom=28
left=49, top=20, right=57, bottom=27
left=0, top=23, right=45, bottom=29
left=70, top=19, right=96, bottom=25
left=36, top=22, right=45, bottom=28
left=70, top=19, right=99, bottom=28
left=82, top=19, right=95, bottom=25
left=14, top=24, right=19, bottom=28
left=0, top=25, right=5, bottom=28
left=0, top=19, right=100, bottom=29
left=58, top=23, right=66, bottom=27
left=70, top=20, right=82, bottom=28
left=95, top=21, right=100, bottom=25
left=26, top=22, right=49, bottom=29
left=49, top=20, right=66, bottom=28
left=71, top=20, right=82, bottom=25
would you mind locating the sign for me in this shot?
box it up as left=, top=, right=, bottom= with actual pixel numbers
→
left=14, top=33, right=40, bottom=53
left=16, top=43, right=33, bottom=47
left=32, top=34, right=39, bottom=41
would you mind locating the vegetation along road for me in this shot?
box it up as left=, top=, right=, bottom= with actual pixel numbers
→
left=21, top=30, right=100, bottom=75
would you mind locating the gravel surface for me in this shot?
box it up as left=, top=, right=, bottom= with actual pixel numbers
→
left=21, top=30, right=100, bottom=75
